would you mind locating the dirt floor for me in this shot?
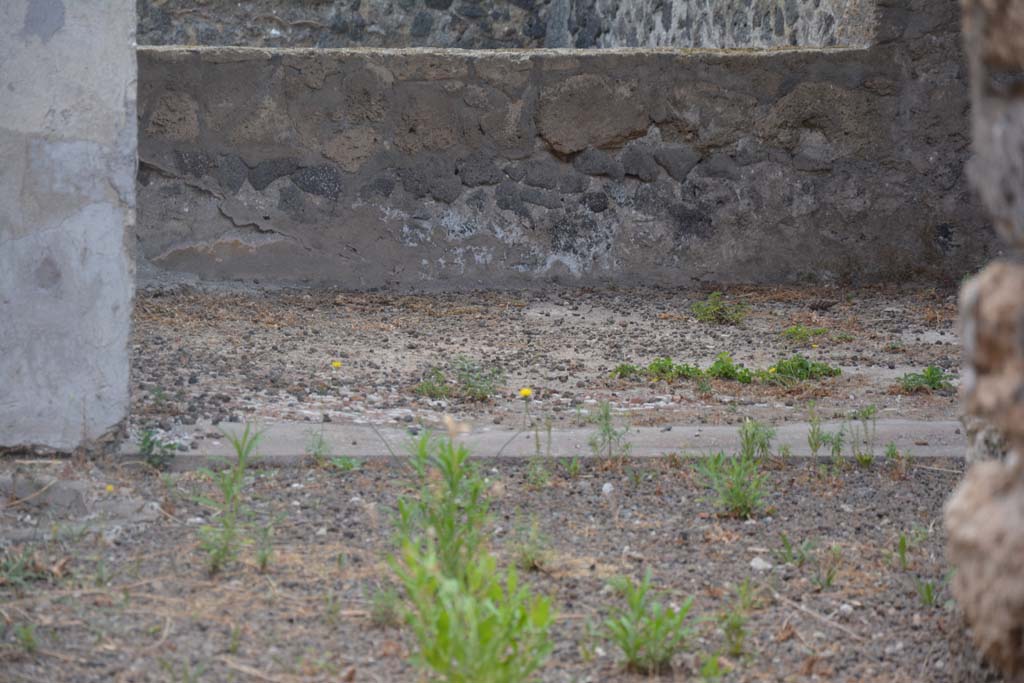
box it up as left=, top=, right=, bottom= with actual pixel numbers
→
left=3, top=284, right=998, bottom=682
left=127, top=283, right=962, bottom=448
left=0, top=453, right=999, bottom=683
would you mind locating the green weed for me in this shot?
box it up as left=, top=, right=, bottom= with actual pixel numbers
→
left=13, top=623, right=38, bottom=654
left=604, top=570, right=695, bottom=675
left=782, top=325, right=828, bottom=344
left=393, top=542, right=554, bottom=683
left=588, top=401, right=632, bottom=461
left=899, top=366, right=954, bottom=393
left=692, top=292, right=747, bottom=326
left=396, top=434, right=490, bottom=584
left=694, top=452, right=766, bottom=519
left=196, top=424, right=261, bottom=576
left=739, top=419, right=775, bottom=459
left=512, top=517, right=550, bottom=572
left=706, top=353, right=753, bottom=383
left=414, top=367, right=451, bottom=399
left=140, top=429, right=176, bottom=470
left=369, top=586, right=403, bottom=629
left=453, top=356, right=505, bottom=401
left=774, top=533, right=814, bottom=568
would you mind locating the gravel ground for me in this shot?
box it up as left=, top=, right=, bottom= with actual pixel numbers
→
left=129, top=284, right=961, bottom=452
left=0, top=454, right=1001, bottom=682
left=0, top=283, right=992, bottom=683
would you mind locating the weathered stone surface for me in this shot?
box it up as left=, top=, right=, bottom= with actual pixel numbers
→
left=145, top=91, right=199, bottom=141
left=1, top=0, right=136, bottom=452
left=574, top=147, right=625, bottom=180
left=959, top=262, right=1024, bottom=446
left=456, top=151, right=503, bottom=186
left=621, top=143, right=661, bottom=182
left=213, top=154, right=249, bottom=194
left=291, top=164, right=344, bottom=199
left=136, top=1, right=994, bottom=289
left=249, top=158, right=299, bottom=191
left=537, top=74, right=649, bottom=154
left=946, top=0, right=1024, bottom=677
left=946, top=459, right=1024, bottom=676
left=654, top=145, right=701, bottom=182
left=324, top=127, right=381, bottom=173
left=138, top=0, right=870, bottom=49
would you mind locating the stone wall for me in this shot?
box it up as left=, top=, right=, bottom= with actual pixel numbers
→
left=138, top=0, right=873, bottom=49
left=136, top=0, right=992, bottom=289
left=0, top=0, right=136, bottom=452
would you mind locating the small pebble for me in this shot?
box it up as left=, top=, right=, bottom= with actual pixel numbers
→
left=601, top=482, right=614, bottom=496
left=750, top=556, right=773, bottom=571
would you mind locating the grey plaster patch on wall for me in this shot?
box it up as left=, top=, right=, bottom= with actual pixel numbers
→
left=20, top=0, right=65, bottom=43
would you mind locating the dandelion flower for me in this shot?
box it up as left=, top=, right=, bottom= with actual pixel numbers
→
left=331, top=360, right=343, bottom=369
left=811, top=344, right=819, bottom=349
left=519, top=387, right=533, bottom=399
left=768, top=367, right=777, bottom=374
left=105, top=484, right=114, bottom=493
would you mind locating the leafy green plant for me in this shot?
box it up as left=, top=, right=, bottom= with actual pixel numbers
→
left=698, top=653, right=725, bottom=680
left=850, top=405, right=878, bottom=466
left=196, top=424, right=261, bottom=576
left=369, top=586, right=403, bottom=629
left=396, top=434, right=490, bottom=584
left=610, top=363, right=641, bottom=380
left=774, top=533, right=814, bottom=568
left=739, top=419, right=775, bottom=459
left=13, top=623, right=38, bottom=654
left=306, top=429, right=330, bottom=465
left=562, top=456, right=581, bottom=479
left=899, top=366, right=954, bottom=393
left=694, top=452, right=766, bottom=519
left=645, top=357, right=702, bottom=382
left=140, top=429, right=176, bottom=470
left=692, top=292, right=747, bottom=326
left=916, top=579, right=938, bottom=607
left=255, top=522, right=275, bottom=574
left=604, top=570, right=695, bottom=675
left=588, top=401, right=632, bottom=461
left=895, top=533, right=911, bottom=571
left=719, top=608, right=747, bottom=658
left=885, top=442, right=912, bottom=478
left=706, top=353, right=753, bottom=383
left=810, top=544, right=842, bottom=591
left=0, top=547, right=48, bottom=590
left=763, top=355, right=842, bottom=384
left=329, top=456, right=361, bottom=473
left=526, top=458, right=550, bottom=489
left=512, top=518, right=550, bottom=572
left=821, top=427, right=846, bottom=463
left=696, top=375, right=713, bottom=397
left=807, top=403, right=825, bottom=458
left=414, top=367, right=451, bottom=399
left=453, top=356, right=505, bottom=401
left=782, top=325, right=828, bottom=344
left=392, top=542, right=554, bottom=683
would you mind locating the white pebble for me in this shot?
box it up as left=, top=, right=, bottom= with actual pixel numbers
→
left=601, top=482, right=614, bottom=496
left=749, top=556, right=773, bottom=571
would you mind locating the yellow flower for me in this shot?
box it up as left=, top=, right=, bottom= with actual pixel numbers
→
left=331, top=360, right=343, bottom=369
left=105, top=484, right=114, bottom=493
left=811, top=344, right=819, bottom=349
left=768, top=367, right=777, bottom=374
left=519, top=387, right=533, bottom=399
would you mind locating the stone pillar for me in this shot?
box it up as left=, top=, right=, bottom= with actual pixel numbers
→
left=945, top=0, right=1024, bottom=676
left=0, top=0, right=136, bottom=452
